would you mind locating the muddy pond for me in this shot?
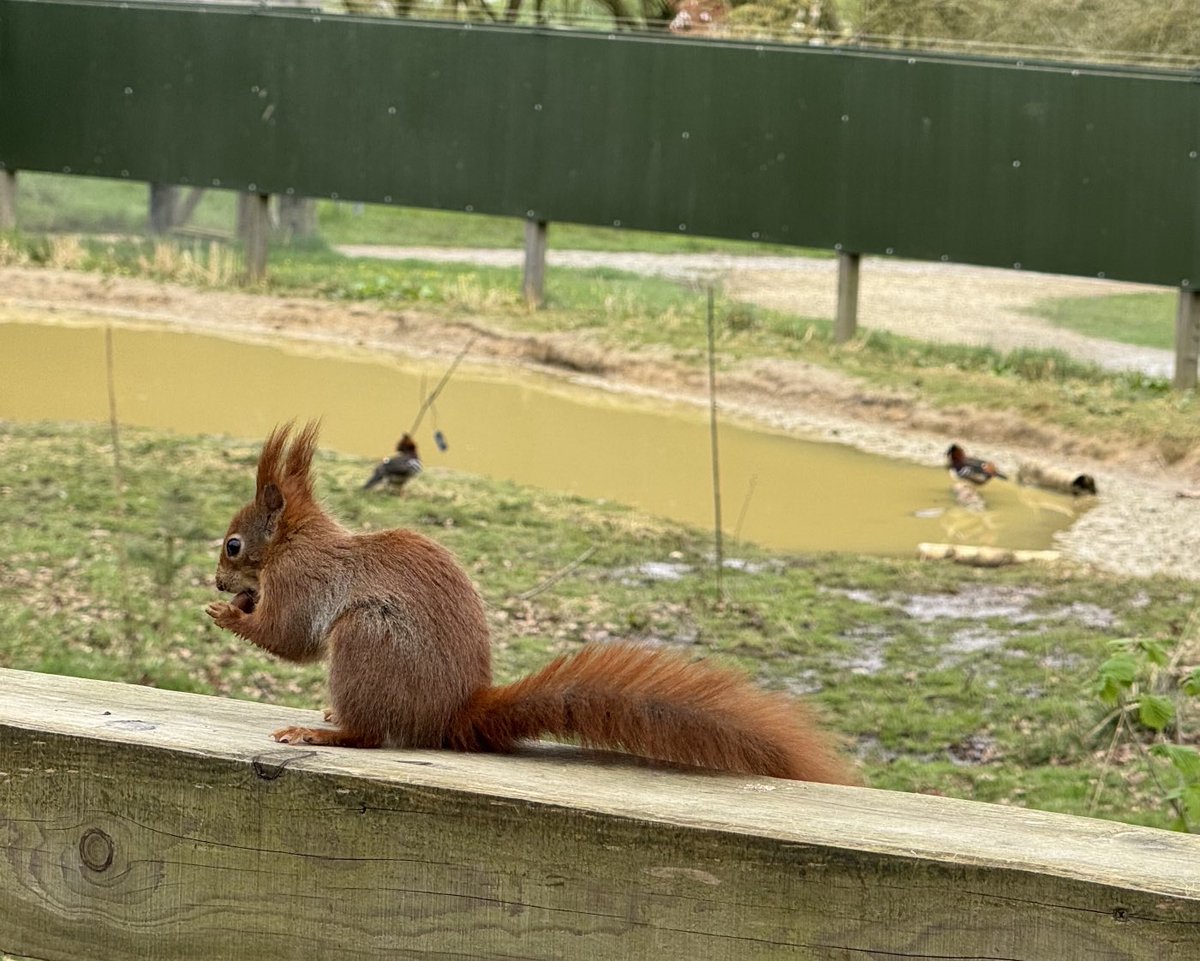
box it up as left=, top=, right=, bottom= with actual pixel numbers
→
left=0, top=315, right=1088, bottom=555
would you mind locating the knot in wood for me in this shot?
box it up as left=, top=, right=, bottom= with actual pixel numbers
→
left=79, top=827, right=115, bottom=872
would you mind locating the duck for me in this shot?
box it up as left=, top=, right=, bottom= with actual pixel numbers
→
left=946, top=443, right=1007, bottom=485
left=362, top=433, right=422, bottom=492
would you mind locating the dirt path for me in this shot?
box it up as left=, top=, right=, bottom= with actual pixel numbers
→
left=338, top=245, right=1175, bottom=376
left=2, top=262, right=1198, bottom=579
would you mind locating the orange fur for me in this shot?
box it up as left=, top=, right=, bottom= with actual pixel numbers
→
left=448, top=643, right=853, bottom=782
left=208, top=422, right=858, bottom=784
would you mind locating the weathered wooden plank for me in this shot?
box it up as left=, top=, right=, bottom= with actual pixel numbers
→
left=1, top=667, right=1198, bottom=961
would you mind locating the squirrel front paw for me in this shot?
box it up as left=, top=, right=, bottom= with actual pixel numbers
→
left=205, top=601, right=246, bottom=630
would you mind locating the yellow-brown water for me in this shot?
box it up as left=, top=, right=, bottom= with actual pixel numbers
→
left=0, top=316, right=1086, bottom=554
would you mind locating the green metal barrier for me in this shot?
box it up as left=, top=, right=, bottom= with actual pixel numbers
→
left=0, top=0, right=1197, bottom=287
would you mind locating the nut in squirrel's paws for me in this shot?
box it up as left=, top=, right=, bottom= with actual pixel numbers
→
left=231, top=589, right=257, bottom=613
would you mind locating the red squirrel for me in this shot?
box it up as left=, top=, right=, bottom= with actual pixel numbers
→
left=206, top=421, right=857, bottom=783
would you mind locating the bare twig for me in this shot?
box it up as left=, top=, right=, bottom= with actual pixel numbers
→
left=517, top=545, right=598, bottom=601
left=733, top=473, right=759, bottom=543
left=104, top=326, right=137, bottom=656
left=1087, top=706, right=1126, bottom=816
left=1124, top=714, right=1192, bottom=832
left=1088, top=702, right=1192, bottom=831
left=706, top=287, right=724, bottom=597
left=1085, top=704, right=1125, bottom=742
left=409, top=335, right=477, bottom=435
left=105, top=325, right=124, bottom=494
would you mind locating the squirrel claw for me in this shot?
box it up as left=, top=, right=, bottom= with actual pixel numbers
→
left=205, top=600, right=244, bottom=628
left=273, top=725, right=318, bottom=745
left=272, top=725, right=368, bottom=747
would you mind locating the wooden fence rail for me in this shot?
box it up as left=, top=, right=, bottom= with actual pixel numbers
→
left=2, top=667, right=1198, bottom=960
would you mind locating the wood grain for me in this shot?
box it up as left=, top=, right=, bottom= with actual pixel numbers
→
left=1, top=667, right=1198, bottom=960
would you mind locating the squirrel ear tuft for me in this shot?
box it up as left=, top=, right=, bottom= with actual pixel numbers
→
left=261, top=481, right=284, bottom=513
left=284, top=420, right=321, bottom=481
left=257, top=421, right=295, bottom=495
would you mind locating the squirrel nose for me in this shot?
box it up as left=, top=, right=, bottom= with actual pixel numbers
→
left=215, top=574, right=228, bottom=593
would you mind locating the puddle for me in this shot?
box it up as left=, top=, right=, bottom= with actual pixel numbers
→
left=838, top=586, right=1042, bottom=623
left=831, top=584, right=1119, bottom=674
left=948, top=626, right=1011, bottom=654
left=0, top=314, right=1089, bottom=555
left=614, top=561, right=693, bottom=583
left=834, top=585, right=1118, bottom=630
left=900, top=589, right=1044, bottom=623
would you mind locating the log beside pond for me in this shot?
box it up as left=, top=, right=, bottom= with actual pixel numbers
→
left=1017, top=462, right=1099, bottom=497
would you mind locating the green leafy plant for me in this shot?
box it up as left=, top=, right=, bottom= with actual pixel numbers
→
left=1093, top=636, right=1200, bottom=831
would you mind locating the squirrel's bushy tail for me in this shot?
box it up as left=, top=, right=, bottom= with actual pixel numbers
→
left=446, top=643, right=857, bottom=784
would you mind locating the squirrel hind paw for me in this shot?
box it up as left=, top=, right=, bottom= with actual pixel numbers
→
left=272, top=725, right=382, bottom=748
left=272, top=725, right=334, bottom=745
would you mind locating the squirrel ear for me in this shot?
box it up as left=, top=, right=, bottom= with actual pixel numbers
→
left=261, top=481, right=284, bottom=513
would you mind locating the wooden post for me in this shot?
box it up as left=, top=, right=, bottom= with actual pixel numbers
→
left=2, top=668, right=1200, bottom=961
left=834, top=250, right=860, bottom=343
left=174, top=187, right=207, bottom=229
left=277, top=195, right=318, bottom=239
left=1173, top=287, right=1200, bottom=390
left=0, top=168, right=17, bottom=231
left=241, top=192, right=271, bottom=283
left=523, top=218, right=548, bottom=307
left=148, top=184, right=180, bottom=234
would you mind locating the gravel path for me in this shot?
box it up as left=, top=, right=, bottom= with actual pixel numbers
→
left=338, top=245, right=1174, bottom=377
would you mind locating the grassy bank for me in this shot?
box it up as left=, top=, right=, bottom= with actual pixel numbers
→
left=1028, top=290, right=1177, bottom=351
left=1, top=421, right=1195, bottom=830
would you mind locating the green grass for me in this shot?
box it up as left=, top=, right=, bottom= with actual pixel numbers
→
left=1, top=421, right=1195, bottom=830
left=16, top=173, right=238, bottom=236
left=15, top=170, right=820, bottom=256
left=272, top=243, right=701, bottom=319
left=1028, top=291, right=1177, bottom=350
left=318, top=197, right=821, bottom=255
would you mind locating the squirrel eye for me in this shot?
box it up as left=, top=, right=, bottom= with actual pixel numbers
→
left=226, top=537, right=242, bottom=558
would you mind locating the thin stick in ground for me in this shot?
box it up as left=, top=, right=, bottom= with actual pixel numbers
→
left=409, top=335, right=478, bottom=436
left=105, top=325, right=124, bottom=494
left=517, top=545, right=598, bottom=602
left=706, top=287, right=724, bottom=597
left=104, top=326, right=137, bottom=656
left=733, top=473, right=759, bottom=543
